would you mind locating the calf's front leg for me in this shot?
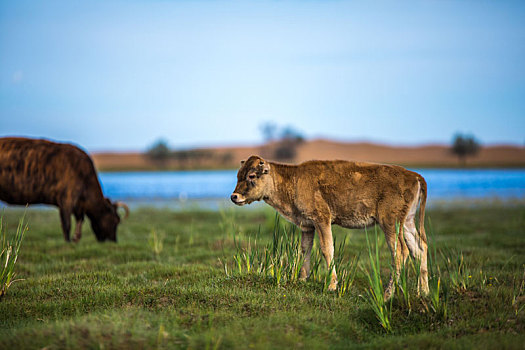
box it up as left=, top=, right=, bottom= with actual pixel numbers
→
left=315, top=221, right=338, bottom=291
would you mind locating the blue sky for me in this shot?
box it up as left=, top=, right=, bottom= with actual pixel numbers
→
left=1, top=0, right=524, bottom=151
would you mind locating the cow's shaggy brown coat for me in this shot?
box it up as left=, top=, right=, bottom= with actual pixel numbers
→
left=0, top=137, right=128, bottom=242
left=231, top=155, right=429, bottom=299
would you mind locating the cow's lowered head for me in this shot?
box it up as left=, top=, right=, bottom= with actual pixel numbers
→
left=231, top=155, right=272, bottom=206
left=88, top=199, right=129, bottom=242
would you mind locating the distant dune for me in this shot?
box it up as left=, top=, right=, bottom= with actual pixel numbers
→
left=91, top=139, right=525, bottom=171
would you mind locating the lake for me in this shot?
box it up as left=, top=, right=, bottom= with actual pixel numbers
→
left=98, top=169, right=525, bottom=208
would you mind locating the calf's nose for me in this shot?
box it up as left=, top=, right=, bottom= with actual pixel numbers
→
left=230, top=194, right=238, bottom=202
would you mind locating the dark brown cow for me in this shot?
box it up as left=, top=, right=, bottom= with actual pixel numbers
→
left=231, top=155, right=429, bottom=300
left=0, top=137, right=128, bottom=242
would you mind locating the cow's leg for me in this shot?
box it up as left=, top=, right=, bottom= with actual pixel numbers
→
left=315, top=221, right=337, bottom=291
left=403, top=215, right=429, bottom=296
left=73, top=213, right=84, bottom=243
left=399, top=226, right=410, bottom=265
left=380, top=220, right=405, bottom=301
left=403, top=187, right=429, bottom=296
left=418, top=239, right=429, bottom=296
left=59, top=208, right=72, bottom=242
left=300, top=227, right=315, bottom=280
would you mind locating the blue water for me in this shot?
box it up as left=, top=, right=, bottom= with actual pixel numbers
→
left=417, top=169, right=525, bottom=200
left=98, top=169, right=525, bottom=204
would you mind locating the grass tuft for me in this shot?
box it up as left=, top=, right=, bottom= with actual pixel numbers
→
left=0, top=213, right=28, bottom=299
left=223, top=213, right=359, bottom=296
left=361, top=226, right=392, bottom=332
left=148, top=229, right=165, bottom=260
left=224, top=214, right=306, bottom=286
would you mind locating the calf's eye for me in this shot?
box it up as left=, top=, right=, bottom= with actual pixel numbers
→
left=248, top=174, right=256, bottom=180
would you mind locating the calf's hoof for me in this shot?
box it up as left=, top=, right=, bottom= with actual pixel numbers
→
left=299, top=270, right=309, bottom=282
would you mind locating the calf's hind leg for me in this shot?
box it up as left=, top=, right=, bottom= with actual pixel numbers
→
left=403, top=215, right=429, bottom=296
left=380, top=219, right=406, bottom=301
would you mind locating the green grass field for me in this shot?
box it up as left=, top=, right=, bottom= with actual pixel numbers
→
left=1, top=204, right=524, bottom=349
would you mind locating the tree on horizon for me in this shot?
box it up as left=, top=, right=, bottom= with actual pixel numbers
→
left=259, top=122, right=305, bottom=162
left=451, top=133, right=480, bottom=166
left=146, top=139, right=170, bottom=167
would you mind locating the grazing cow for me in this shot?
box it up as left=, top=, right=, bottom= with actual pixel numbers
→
left=0, top=137, right=129, bottom=242
left=231, top=155, right=429, bottom=299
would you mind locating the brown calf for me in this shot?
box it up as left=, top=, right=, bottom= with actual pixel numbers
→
left=231, top=155, right=429, bottom=299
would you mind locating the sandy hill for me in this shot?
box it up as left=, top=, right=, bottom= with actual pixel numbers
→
left=92, top=139, right=525, bottom=171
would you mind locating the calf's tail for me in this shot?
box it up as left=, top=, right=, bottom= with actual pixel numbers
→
left=417, top=175, right=428, bottom=244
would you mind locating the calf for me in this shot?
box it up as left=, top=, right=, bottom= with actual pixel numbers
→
left=231, top=155, right=429, bottom=299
